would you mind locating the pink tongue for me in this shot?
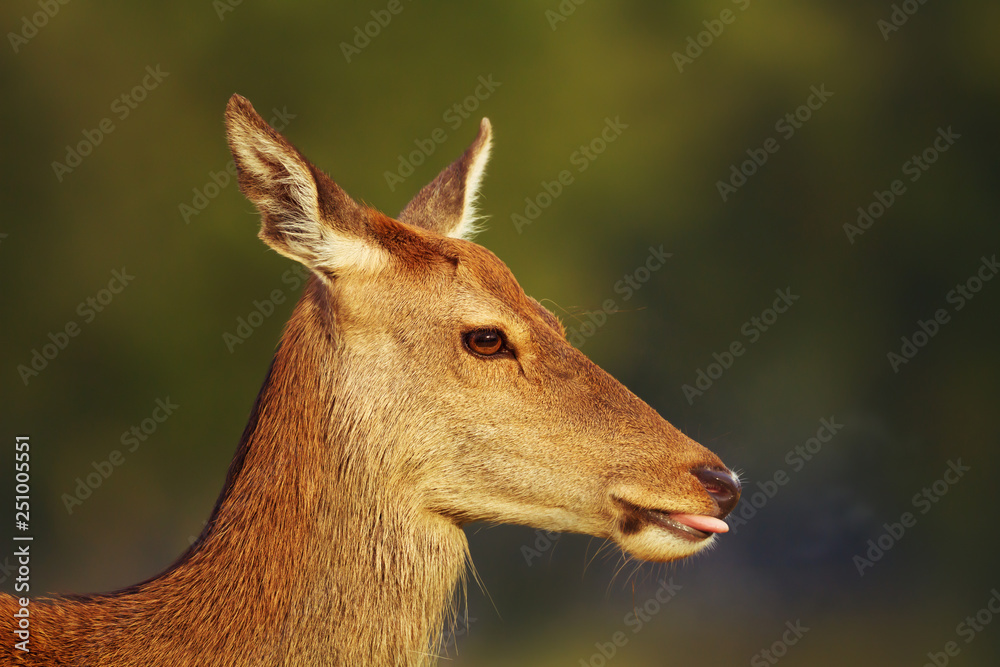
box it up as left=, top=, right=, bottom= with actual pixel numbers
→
left=671, top=513, right=730, bottom=534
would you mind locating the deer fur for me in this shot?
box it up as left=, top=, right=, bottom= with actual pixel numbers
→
left=1, top=95, right=739, bottom=666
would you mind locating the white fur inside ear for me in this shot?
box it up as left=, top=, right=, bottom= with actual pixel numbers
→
left=231, top=112, right=389, bottom=276
left=231, top=118, right=327, bottom=254
left=449, top=119, right=492, bottom=241
left=319, top=231, right=390, bottom=275
left=260, top=204, right=389, bottom=276
left=260, top=214, right=389, bottom=276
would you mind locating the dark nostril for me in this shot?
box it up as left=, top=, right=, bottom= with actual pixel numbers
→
left=692, top=467, right=741, bottom=519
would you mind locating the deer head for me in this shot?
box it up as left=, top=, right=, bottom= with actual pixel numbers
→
left=225, top=94, right=740, bottom=567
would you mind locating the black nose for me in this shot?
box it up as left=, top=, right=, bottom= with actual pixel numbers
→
left=692, top=467, right=741, bottom=518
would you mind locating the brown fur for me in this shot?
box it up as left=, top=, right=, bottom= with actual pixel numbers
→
left=1, top=95, right=738, bottom=666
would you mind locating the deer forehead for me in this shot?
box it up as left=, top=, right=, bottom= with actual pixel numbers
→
left=345, top=237, right=537, bottom=318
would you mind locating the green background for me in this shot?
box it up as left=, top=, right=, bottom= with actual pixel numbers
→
left=2, top=1, right=999, bottom=665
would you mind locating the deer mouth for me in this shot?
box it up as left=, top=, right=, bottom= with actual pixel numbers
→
left=614, top=498, right=729, bottom=542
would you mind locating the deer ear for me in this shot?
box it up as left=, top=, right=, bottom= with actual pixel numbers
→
left=398, top=118, right=492, bottom=240
left=225, top=94, right=388, bottom=275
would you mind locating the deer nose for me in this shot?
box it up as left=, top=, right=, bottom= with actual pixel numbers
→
left=692, top=467, right=741, bottom=518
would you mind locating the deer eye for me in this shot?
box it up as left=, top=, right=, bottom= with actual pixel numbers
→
left=464, top=328, right=506, bottom=356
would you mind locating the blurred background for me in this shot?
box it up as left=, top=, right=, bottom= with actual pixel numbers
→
left=2, top=2, right=998, bottom=665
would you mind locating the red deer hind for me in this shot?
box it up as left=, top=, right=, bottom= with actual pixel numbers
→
left=1, top=95, right=741, bottom=666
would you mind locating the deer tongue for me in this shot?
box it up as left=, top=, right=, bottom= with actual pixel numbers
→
left=670, top=513, right=729, bottom=534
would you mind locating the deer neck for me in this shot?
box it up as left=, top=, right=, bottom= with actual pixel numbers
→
left=140, top=289, right=469, bottom=665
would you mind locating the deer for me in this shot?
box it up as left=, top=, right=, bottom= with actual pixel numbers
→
left=2, top=94, right=741, bottom=666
